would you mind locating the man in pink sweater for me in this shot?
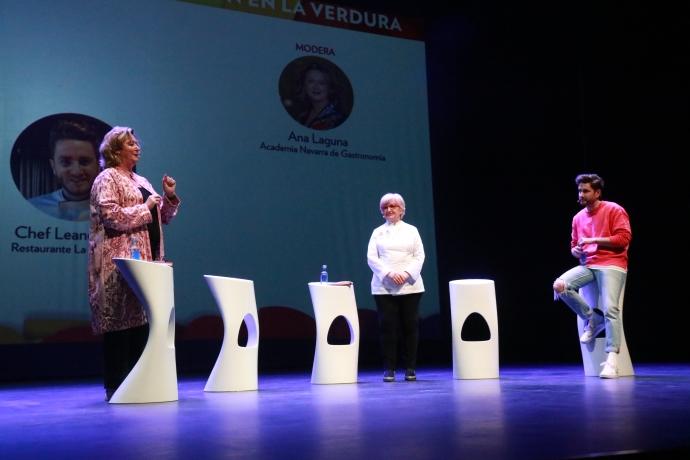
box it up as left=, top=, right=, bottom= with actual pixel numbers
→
left=553, top=174, right=632, bottom=378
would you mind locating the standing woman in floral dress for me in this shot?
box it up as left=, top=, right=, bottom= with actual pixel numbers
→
left=88, top=126, right=180, bottom=401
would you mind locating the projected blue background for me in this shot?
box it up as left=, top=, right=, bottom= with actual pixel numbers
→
left=0, top=0, right=438, bottom=343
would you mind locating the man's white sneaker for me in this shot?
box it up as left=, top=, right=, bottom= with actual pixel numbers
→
left=579, top=318, right=605, bottom=343
left=599, top=352, right=619, bottom=379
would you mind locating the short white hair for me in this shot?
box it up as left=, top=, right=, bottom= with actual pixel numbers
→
left=379, top=193, right=406, bottom=217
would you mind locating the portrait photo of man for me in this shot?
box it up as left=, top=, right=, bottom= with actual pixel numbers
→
left=11, top=114, right=110, bottom=221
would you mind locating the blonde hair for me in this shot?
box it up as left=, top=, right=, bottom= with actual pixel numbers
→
left=379, top=193, right=406, bottom=218
left=99, top=126, right=137, bottom=168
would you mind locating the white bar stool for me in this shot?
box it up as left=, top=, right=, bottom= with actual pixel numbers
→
left=308, top=282, right=360, bottom=384
left=203, top=275, right=259, bottom=392
left=110, top=258, right=178, bottom=403
left=577, top=282, right=634, bottom=377
left=449, top=279, right=499, bottom=379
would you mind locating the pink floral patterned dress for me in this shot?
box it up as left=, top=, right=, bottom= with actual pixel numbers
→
left=88, top=167, right=180, bottom=334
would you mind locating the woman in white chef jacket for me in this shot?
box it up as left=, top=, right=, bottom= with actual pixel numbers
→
left=367, top=193, right=425, bottom=383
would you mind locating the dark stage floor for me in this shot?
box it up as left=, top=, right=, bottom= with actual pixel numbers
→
left=1, top=365, right=689, bottom=459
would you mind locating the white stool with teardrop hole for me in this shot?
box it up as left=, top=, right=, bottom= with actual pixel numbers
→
left=110, top=258, right=178, bottom=404
left=449, top=279, right=499, bottom=379
left=308, top=282, right=360, bottom=384
left=204, top=275, right=260, bottom=392
left=578, top=282, right=634, bottom=377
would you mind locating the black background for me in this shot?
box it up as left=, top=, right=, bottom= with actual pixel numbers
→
left=422, top=1, right=690, bottom=363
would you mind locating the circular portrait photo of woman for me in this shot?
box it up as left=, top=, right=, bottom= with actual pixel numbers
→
left=10, top=113, right=111, bottom=221
left=279, top=57, right=353, bottom=131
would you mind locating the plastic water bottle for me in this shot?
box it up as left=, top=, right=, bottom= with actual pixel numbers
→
left=320, top=264, right=328, bottom=283
left=130, top=236, right=141, bottom=260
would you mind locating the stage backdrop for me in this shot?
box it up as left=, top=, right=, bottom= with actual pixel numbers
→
left=0, top=0, right=438, bottom=344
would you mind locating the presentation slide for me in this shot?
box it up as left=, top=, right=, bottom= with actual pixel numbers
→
left=0, top=0, right=438, bottom=344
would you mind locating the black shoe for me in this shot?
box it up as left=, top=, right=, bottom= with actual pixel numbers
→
left=105, top=389, right=115, bottom=402
left=383, top=369, right=395, bottom=382
left=405, top=369, right=416, bottom=381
